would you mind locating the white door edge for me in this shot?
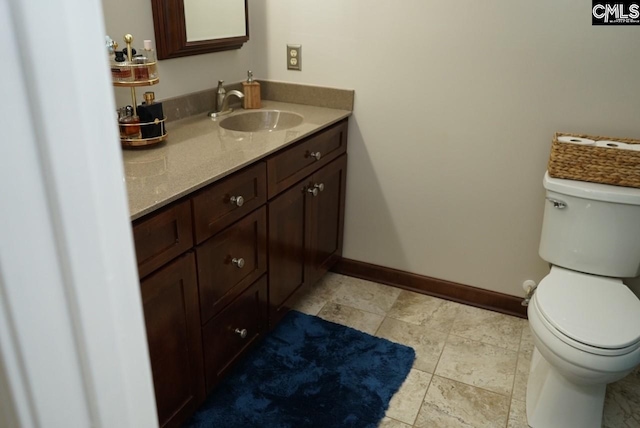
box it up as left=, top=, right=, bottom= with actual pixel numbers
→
left=0, top=0, right=158, bottom=426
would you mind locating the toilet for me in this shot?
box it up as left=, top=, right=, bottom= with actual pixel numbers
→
left=526, top=172, right=640, bottom=428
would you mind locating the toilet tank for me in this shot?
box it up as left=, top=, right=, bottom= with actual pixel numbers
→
left=539, top=172, right=640, bottom=278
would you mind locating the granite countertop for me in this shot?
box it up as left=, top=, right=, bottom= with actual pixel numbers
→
left=123, top=100, right=351, bottom=221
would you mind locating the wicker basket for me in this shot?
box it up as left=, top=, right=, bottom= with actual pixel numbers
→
left=548, top=132, right=640, bottom=189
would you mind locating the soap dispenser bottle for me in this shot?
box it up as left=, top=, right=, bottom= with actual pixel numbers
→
left=242, top=70, right=261, bottom=109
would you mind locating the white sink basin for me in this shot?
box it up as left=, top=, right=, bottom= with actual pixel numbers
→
left=219, top=110, right=304, bottom=132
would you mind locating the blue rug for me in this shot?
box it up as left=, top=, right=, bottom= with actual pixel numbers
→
left=184, top=311, right=416, bottom=428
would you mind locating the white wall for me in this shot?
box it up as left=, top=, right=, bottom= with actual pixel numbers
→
left=101, top=0, right=640, bottom=297
left=251, top=1, right=640, bottom=296
left=101, top=0, right=254, bottom=107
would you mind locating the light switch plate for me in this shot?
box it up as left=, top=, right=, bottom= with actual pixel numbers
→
left=287, top=44, right=301, bottom=71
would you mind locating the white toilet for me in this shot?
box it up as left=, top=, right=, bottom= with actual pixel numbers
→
left=526, top=172, right=640, bottom=428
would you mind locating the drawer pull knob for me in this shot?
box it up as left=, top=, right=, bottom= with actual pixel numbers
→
left=230, top=195, right=244, bottom=207
left=232, top=257, right=245, bottom=268
left=310, top=151, right=322, bottom=161
left=307, top=187, right=319, bottom=197
left=314, top=183, right=325, bottom=192
left=234, top=328, right=248, bottom=339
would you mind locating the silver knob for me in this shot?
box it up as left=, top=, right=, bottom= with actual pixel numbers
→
left=546, top=198, right=566, bottom=209
left=310, top=151, right=322, bottom=161
left=230, top=195, right=244, bottom=207
left=234, top=328, right=248, bottom=339
left=314, top=183, right=324, bottom=192
left=232, top=257, right=245, bottom=268
left=307, top=187, right=319, bottom=197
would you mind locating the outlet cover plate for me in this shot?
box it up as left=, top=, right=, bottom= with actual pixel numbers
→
left=287, top=44, right=301, bottom=71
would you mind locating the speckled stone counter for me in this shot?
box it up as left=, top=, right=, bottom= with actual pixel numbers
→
left=123, top=100, right=351, bottom=220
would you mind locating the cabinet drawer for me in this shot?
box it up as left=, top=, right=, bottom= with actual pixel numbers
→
left=202, top=275, right=268, bottom=392
left=267, top=119, right=347, bottom=199
left=192, top=162, right=267, bottom=244
left=133, top=200, right=193, bottom=279
left=196, top=206, right=267, bottom=324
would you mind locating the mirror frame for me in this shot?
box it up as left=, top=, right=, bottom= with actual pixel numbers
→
left=150, top=0, right=249, bottom=60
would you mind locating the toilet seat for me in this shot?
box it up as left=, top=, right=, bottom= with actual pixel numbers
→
left=535, top=267, right=640, bottom=356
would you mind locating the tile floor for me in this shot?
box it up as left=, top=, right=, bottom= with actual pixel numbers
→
left=291, top=273, right=640, bottom=428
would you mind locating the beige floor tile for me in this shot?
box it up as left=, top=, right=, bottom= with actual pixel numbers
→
left=519, top=322, right=535, bottom=357
left=289, top=275, right=640, bottom=428
left=386, top=290, right=463, bottom=333
left=317, top=302, right=384, bottom=335
left=435, top=335, right=517, bottom=396
left=507, top=419, right=530, bottom=428
left=507, top=398, right=528, bottom=428
left=385, top=369, right=432, bottom=425
left=603, top=373, right=640, bottom=428
left=377, top=417, right=412, bottom=428
left=450, top=305, right=525, bottom=352
left=376, top=318, right=448, bottom=373
left=512, top=350, right=532, bottom=402
left=291, top=273, right=341, bottom=315
left=414, top=375, right=509, bottom=428
left=330, top=275, right=401, bottom=315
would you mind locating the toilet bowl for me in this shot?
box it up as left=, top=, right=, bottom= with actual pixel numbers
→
left=526, top=266, right=640, bottom=428
left=526, top=172, right=640, bottom=427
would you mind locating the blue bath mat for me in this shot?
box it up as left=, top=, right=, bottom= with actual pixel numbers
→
left=183, top=311, right=416, bottom=428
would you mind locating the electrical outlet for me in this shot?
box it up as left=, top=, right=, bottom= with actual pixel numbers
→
left=287, top=44, right=301, bottom=71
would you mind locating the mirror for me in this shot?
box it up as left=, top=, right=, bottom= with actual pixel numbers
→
left=150, top=0, right=248, bottom=60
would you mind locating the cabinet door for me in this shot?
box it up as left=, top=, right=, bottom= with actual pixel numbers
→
left=305, top=154, right=348, bottom=286
left=140, top=252, right=205, bottom=428
left=268, top=182, right=307, bottom=327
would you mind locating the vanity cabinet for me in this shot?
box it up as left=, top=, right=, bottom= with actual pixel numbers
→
left=267, top=120, right=348, bottom=326
left=131, top=117, right=348, bottom=427
left=134, top=203, right=205, bottom=428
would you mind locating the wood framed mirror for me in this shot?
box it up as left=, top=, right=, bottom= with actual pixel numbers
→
left=150, top=0, right=248, bottom=60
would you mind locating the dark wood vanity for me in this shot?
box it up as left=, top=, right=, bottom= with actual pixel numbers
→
left=132, top=119, right=348, bottom=427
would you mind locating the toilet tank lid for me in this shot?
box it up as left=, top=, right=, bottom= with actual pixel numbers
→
left=544, top=172, right=640, bottom=205
left=537, top=267, right=640, bottom=349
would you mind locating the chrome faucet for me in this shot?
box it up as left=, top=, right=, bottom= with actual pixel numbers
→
left=215, top=80, right=225, bottom=112
left=208, top=83, right=245, bottom=118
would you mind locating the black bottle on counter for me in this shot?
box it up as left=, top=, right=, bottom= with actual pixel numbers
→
left=137, top=92, right=165, bottom=138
